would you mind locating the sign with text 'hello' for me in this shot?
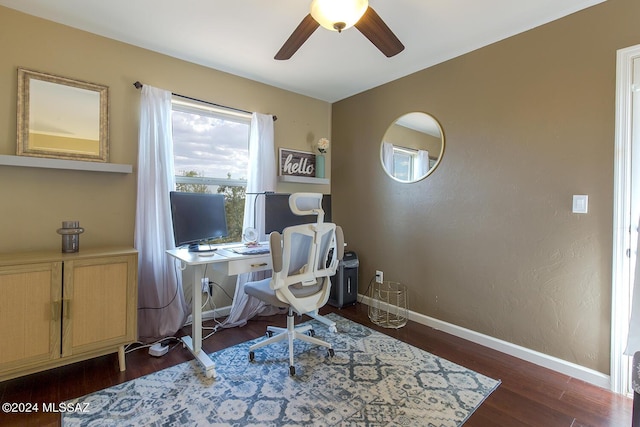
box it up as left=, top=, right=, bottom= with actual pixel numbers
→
left=279, top=148, right=316, bottom=177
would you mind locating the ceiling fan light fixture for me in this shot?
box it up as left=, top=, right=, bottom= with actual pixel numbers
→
left=310, top=0, right=369, bottom=32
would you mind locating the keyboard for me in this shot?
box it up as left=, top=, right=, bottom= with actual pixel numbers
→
left=233, top=246, right=270, bottom=255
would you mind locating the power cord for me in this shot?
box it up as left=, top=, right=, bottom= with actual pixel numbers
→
left=137, top=260, right=181, bottom=310
left=208, top=279, right=234, bottom=302
left=359, top=274, right=377, bottom=304
left=124, top=336, right=182, bottom=354
left=202, top=312, right=226, bottom=341
left=192, top=278, right=231, bottom=340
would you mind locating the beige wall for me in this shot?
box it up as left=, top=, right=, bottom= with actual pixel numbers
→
left=0, top=7, right=330, bottom=312
left=333, top=0, right=640, bottom=374
left=0, top=6, right=330, bottom=256
left=3, top=0, right=636, bottom=375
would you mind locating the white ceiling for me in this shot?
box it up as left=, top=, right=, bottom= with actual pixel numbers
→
left=0, top=0, right=605, bottom=103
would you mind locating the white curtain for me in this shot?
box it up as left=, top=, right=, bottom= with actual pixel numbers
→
left=415, top=150, right=430, bottom=180
left=134, top=85, right=188, bottom=340
left=382, top=142, right=394, bottom=173
left=223, top=113, right=278, bottom=328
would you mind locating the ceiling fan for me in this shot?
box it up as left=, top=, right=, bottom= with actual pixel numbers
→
left=275, top=0, right=404, bottom=60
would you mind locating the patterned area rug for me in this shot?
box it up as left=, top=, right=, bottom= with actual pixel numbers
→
left=63, top=313, right=500, bottom=426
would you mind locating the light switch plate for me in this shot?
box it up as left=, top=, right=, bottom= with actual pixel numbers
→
left=572, top=195, right=588, bottom=214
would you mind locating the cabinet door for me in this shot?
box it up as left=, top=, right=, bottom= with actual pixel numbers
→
left=62, top=254, right=137, bottom=357
left=0, top=262, right=62, bottom=371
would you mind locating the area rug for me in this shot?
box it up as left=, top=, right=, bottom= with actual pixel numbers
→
left=63, top=313, right=500, bottom=426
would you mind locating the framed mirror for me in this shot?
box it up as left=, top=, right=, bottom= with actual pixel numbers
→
left=17, top=68, right=109, bottom=162
left=380, top=112, right=445, bottom=183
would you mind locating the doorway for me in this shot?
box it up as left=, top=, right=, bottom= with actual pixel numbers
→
left=612, top=44, right=640, bottom=395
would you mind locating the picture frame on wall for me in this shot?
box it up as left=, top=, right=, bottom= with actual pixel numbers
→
left=279, top=148, right=316, bottom=178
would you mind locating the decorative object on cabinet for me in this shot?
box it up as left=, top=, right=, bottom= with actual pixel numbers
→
left=380, top=112, right=445, bottom=183
left=56, top=221, right=85, bottom=253
left=0, top=247, right=137, bottom=382
left=17, top=67, right=109, bottom=162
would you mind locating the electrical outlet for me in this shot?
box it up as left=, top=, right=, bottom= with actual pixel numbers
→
left=375, top=270, right=383, bottom=283
left=201, top=277, right=209, bottom=293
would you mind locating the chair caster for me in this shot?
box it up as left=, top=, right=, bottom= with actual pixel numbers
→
left=307, top=329, right=316, bottom=337
left=289, top=366, right=295, bottom=376
left=249, top=351, right=255, bottom=362
left=328, top=348, right=335, bottom=357
left=329, top=325, right=337, bottom=333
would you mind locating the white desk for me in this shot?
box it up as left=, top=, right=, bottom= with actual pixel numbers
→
left=166, top=245, right=271, bottom=378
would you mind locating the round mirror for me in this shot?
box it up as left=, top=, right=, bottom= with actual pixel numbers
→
left=380, top=112, right=445, bottom=183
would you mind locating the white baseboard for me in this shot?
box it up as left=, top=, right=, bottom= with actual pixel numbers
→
left=359, top=294, right=611, bottom=390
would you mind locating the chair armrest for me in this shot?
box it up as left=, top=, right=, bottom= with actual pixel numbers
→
left=336, top=226, right=345, bottom=261
left=270, top=231, right=283, bottom=273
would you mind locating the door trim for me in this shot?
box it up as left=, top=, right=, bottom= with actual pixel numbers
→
left=612, top=43, right=640, bottom=394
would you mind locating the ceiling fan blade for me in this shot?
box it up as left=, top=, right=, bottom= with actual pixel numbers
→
left=275, top=14, right=320, bottom=60
left=355, top=7, right=404, bottom=58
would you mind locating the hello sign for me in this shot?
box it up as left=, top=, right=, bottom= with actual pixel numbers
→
left=279, top=148, right=316, bottom=177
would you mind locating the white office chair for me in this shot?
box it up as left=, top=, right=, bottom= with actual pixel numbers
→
left=244, top=193, right=344, bottom=375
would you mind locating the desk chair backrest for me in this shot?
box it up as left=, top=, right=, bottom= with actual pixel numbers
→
left=269, top=193, right=344, bottom=314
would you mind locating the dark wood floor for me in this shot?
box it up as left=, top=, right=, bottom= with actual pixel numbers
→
left=0, top=303, right=632, bottom=426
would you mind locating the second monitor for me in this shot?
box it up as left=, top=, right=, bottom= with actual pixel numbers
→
left=264, top=193, right=331, bottom=234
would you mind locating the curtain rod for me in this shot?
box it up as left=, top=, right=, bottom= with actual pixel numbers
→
left=133, top=81, right=277, bottom=121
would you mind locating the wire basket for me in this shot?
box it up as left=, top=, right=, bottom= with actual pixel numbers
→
left=368, top=281, right=408, bottom=329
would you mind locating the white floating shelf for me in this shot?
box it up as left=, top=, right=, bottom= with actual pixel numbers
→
left=0, top=155, right=132, bottom=174
left=278, top=175, right=329, bottom=185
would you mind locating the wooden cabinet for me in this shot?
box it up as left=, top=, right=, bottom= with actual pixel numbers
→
left=0, top=262, right=62, bottom=372
left=0, top=248, right=137, bottom=382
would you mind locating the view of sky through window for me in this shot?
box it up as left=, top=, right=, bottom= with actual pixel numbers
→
left=172, top=110, right=249, bottom=180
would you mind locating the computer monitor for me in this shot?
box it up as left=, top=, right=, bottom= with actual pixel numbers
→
left=169, top=191, right=228, bottom=252
left=264, top=193, right=331, bottom=234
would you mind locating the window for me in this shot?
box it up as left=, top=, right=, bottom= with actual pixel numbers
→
left=387, top=145, right=434, bottom=182
left=391, top=146, right=415, bottom=182
left=171, top=98, right=251, bottom=243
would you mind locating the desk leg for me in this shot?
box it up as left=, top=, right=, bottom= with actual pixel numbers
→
left=182, top=264, right=217, bottom=379
left=193, top=264, right=203, bottom=354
